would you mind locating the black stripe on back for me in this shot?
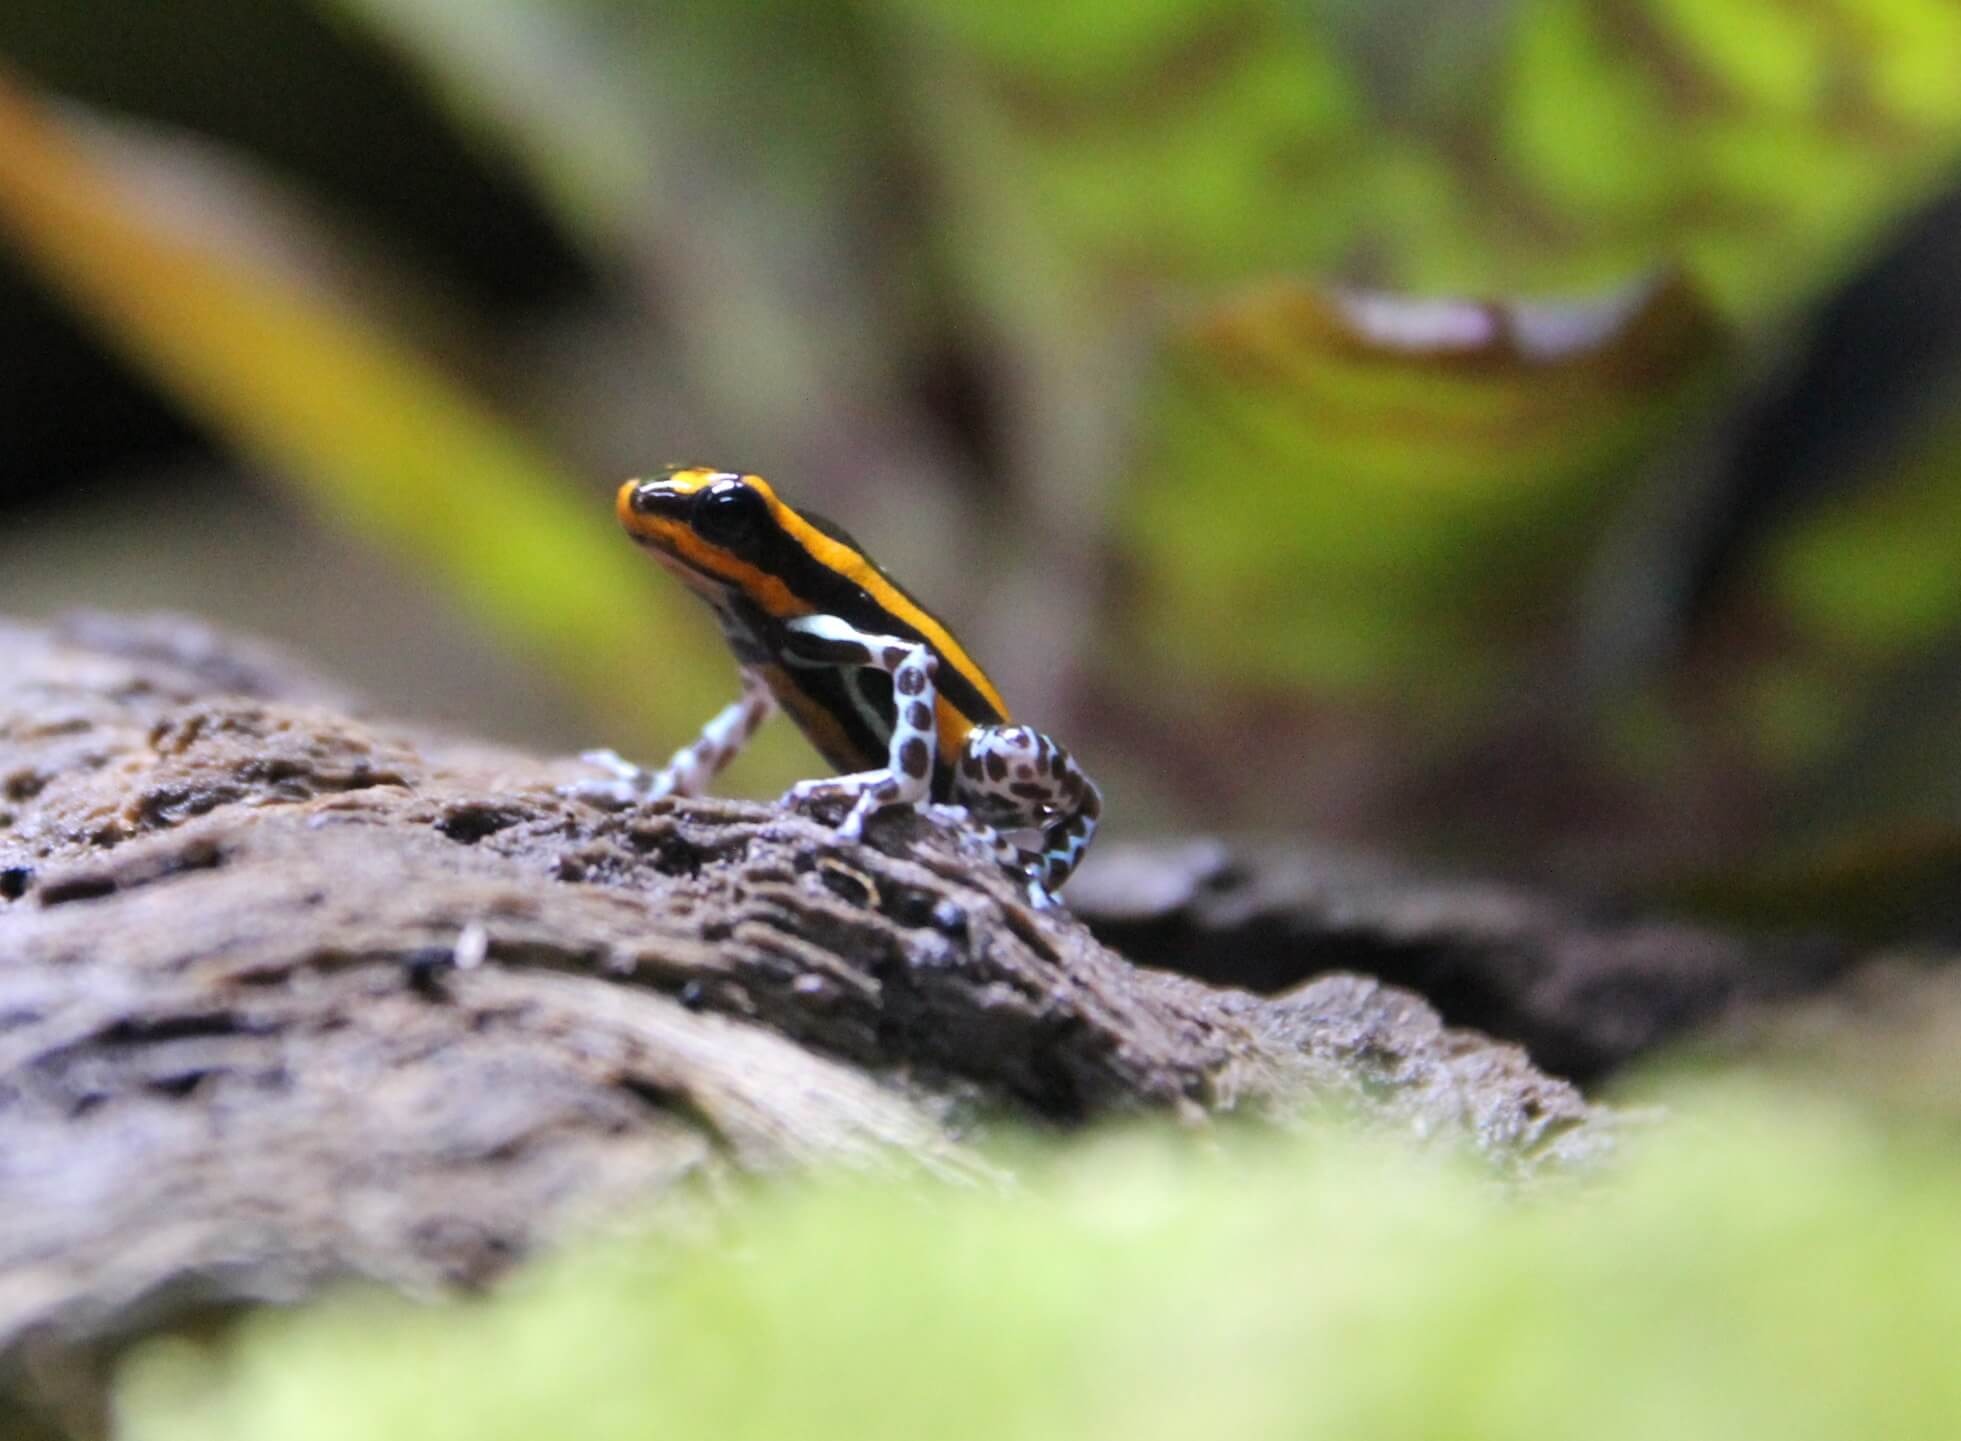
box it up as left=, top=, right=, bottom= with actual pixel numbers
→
left=759, top=511, right=1005, bottom=728
left=784, top=664, right=887, bottom=774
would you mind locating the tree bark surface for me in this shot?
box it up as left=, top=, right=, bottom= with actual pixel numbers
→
left=1070, top=840, right=1853, bottom=1083
left=0, top=612, right=1613, bottom=1427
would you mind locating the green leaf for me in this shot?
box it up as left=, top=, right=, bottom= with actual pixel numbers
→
left=885, top=0, right=1370, bottom=328
left=888, top=0, right=1961, bottom=321
left=1118, top=272, right=1727, bottom=709
left=1485, top=0, right=1961, bottom=314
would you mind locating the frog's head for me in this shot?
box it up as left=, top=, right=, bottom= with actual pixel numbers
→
left=617, top=466, right=802, bottom=609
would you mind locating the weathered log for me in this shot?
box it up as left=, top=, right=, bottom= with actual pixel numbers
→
left=0, top=612, right=1611, bottom=1431
left=1070, top=840, right=1854, bottom=1083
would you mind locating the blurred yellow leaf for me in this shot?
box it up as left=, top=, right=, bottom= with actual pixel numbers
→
left=0, top=64, right=793, bottom=774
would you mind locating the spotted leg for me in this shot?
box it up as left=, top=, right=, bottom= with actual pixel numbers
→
left=952, top=725, right=1102, bottom=907
left=778, top=614, right=939, bottom=840
left=559, top=670, right=777, bottom=807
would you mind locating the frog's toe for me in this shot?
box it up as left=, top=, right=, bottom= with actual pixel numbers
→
left=557, top=775, right=641, bottom=808
left=783, top=777, right=847, bottom=808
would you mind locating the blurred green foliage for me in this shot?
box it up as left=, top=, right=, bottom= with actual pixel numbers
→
left=896, top=0, right=1961, bottom=310
left=120, top=1082, right=1961, bottom=1440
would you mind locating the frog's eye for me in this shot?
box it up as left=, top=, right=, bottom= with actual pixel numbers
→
left=693, top=480, right=768, bottom=549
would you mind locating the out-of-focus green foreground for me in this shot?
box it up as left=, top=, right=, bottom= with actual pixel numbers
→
left=122, top=1082, right=1961, bottom=1440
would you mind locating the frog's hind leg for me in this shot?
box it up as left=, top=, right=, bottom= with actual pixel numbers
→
left=953, top=725, right=1102, bottom=906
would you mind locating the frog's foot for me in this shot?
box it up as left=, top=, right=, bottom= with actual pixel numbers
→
left=918, top=803, right=1059, bottom=906
left=783, top=771, right=916, bottom=841
left=557, top=749, right=676, bottom=808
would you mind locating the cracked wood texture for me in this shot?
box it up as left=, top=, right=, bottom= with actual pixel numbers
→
left=0, top=612, right=1610, bottom=1433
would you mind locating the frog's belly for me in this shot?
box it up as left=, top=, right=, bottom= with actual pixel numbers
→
left=755, top=662, right=885, bottom=776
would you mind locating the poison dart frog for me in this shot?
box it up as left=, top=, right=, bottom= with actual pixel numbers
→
left=562, top=467, right=1102, bottom=907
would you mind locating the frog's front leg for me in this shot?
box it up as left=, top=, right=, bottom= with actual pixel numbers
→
left=778, top=614, right=938, bottom=840
left=561, top=670, right=777, bottom=807
left=953, top=725, right=1102, bottom=907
